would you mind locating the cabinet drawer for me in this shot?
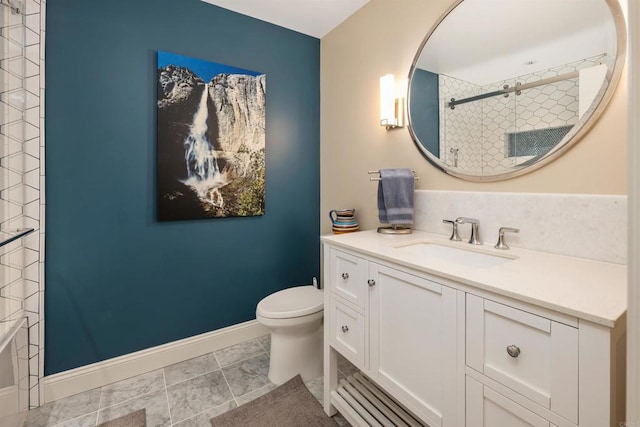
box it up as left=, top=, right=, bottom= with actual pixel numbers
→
left=329, top=248, right=368, bottom=308
left=466, top=294, right=578, bottom=423
left=329, top=297, right=366, bottom=368
left=466, top=376, right=550, bottom=427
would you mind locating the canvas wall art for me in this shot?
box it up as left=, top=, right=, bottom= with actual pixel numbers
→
left=157, top=51, right=266, bottom=221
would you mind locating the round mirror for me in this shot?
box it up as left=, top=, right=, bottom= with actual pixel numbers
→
left=407, top=0, right=626, bottom=181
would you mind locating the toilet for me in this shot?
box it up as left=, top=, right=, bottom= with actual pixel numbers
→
left=256, top=285, right=324, bottom=384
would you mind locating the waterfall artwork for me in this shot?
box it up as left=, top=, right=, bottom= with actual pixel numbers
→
left=156, top=51, right=266, bottom=220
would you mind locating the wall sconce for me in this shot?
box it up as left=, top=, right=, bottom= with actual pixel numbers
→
left=380, top=74, right=404, bottom=130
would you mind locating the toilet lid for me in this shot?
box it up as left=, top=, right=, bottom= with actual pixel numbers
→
left=257, top=285, right=324, bottom=319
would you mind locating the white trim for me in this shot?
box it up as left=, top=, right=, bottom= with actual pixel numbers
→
left=628, top=0, right=640, bottom=422
left=42, top=320, right=268, bottom=403
left=0, top=385, right=18, bottom=416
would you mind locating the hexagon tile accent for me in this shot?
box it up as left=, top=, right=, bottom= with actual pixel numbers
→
left=0, top=0, right=45, bottom=409
left=438, top=54, right=610, bottom=175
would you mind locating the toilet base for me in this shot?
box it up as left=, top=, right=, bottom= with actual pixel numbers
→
left=263, top=317, right=323, bottom=385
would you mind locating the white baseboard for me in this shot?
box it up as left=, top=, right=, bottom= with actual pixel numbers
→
left=43, top=320, right=268, bottom=403
left=0, top=385, right=18, bottom=416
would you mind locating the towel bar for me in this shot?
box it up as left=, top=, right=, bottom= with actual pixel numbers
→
left=368, top=170, right=419, bottom=182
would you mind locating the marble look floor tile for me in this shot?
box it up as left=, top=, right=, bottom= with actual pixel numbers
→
left=222, top=353, right=270, bottom=398
left=166, top=370, right=233, bottom=423
left=333, top=412, right=352, bottom=426
left=164, top=353, right=219, bottom=387
left=52, top=412, right=97, bottom=427
left=305, top=375, right=323, bottom=403
left=99, top=369, right=164, bottom=408
left=0, top=412, right=27, bottom=427
left=96, top=389, right=170, bottom=427
left=234, top=382, right=277, bottom=406
left=337, top=354, right=358, bottom=379
left=256, top=334, right=270, bottom=354
left=214, top=339, right=265, bottom=367
left=172, top=400, right=236, bottom=427
left=23, top=388, right=101, bottom=427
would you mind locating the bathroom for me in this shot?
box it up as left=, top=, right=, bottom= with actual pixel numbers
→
left=0, top=0, right=638, bottom=425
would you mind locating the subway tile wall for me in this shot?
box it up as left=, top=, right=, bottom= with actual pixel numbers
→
left=0, top=0, right=45, bottom=409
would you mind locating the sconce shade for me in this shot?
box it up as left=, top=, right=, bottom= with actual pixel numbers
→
left=380, top=74, right=404, bottom=130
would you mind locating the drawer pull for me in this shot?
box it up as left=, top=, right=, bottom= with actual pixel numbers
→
left=368, top=279, right=376, bottom=287
left=341, top=325, right=349, bottom=333
left=506, top=345, right=521, bottom=358
left=341, top=273, right=349, bottom=279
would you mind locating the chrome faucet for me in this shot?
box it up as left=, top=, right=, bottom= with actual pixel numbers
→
left=495, top=227, right=520, bottom=250
left=442, top=219, right=461, bottom=241
left=456, top=217, right=481, bottom=245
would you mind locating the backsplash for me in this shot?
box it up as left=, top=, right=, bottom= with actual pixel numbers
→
left=413, top=190, right=627, bottom=264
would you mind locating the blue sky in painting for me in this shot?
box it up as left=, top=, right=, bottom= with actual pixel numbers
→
left=157, top=50, right=262, bottom=82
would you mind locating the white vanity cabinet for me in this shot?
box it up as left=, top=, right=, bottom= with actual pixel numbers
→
left=368, top=263, right=460, bottom=425
left=466, top=294, right=579, bottom=423
left=322, top=232, right=626, bottom=427
left=465, top=376, right=553, bottom=427
left=325, top=246, right=461, bottom=427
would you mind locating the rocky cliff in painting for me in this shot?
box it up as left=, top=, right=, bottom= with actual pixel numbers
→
left=157, top=65, right=266, bottom=221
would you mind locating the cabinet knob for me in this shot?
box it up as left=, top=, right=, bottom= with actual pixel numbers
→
left=368, top=279, right=376, bottom=287
left=341, top=273, right=349, bottom=280
left=341, top=325, right=349, bottom=333
left=506, top=345, right=521, bottom=358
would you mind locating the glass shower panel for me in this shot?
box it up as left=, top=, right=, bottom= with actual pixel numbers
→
left=0, top=1, right=28, bottom=419
left=439, top=74, right=484, bottom=172
left=481, top=79, right=517, bottom=174
left=0, top=319, right=29, bottom=427
left=511, top=65, right=580, bottom=164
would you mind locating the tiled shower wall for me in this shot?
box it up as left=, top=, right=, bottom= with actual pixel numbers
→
left=0, top=0, right=45, bottom=408
left=438, top=54, right=610, bottom=175
left=438, top=76, right=482, bottom=172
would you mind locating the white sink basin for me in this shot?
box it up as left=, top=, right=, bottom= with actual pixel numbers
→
left=394, top=241, right=516, bottom=268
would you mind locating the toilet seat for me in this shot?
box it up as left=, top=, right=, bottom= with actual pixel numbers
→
left=257, top=285, right=323, bottom=319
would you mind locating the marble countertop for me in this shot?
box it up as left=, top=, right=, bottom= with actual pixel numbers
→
left=321, top=230, right=627, bottom=328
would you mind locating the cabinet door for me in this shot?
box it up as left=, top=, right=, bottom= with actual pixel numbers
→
left=369, top=263, right=458, bottom=427
left=466, top=376, right=549, bottom=427
left=466, top=295, right=578, bottom=423
left=329, top=248, right=368, bottom=309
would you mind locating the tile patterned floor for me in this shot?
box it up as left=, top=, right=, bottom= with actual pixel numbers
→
left=23, top=336, right=351, bottom=427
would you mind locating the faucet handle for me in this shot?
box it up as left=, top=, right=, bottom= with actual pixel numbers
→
left=443, top=219, right=461, bottom=241
left=456, top=217, right=482, bottom=245
left=495, top=227, right=520, bottom=250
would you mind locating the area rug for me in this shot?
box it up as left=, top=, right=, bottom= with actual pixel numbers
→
left=211, top=375, right=337, bottom=427
left=98, top=409, right=146, bottom=427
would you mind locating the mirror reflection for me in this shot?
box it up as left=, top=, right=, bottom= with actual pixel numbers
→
left=408, top=0, right=623, bottom=180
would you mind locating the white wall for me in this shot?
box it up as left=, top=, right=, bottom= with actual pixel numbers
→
left=627, top=0, right=639, bottom=422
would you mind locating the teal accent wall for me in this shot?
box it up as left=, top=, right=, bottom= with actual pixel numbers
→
left=410, top=69, right=440, bottom=157
left=45, top=0, right=320, bottom=374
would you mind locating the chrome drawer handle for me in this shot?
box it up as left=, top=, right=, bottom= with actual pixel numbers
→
left=341, top=325, right=349, bottom=333
left=507, top=345, right=521, bottom=358
left=368, top=279, right=376, bottom=287
left=341, top=273, right=349, bottom=279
